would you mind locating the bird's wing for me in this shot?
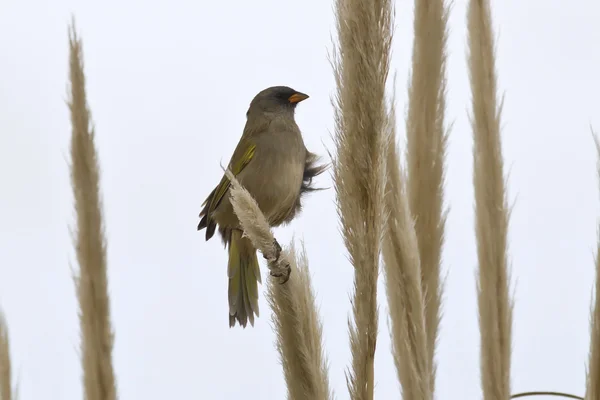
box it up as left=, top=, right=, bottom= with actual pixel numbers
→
left=206, top=115, right=270, bottom=212
left=198, top=116, right=268, bottom=240
left=204, top=142, right=256, bottom=214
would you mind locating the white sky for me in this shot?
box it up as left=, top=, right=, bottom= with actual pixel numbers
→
left=1, top=0, right=600, bottom=399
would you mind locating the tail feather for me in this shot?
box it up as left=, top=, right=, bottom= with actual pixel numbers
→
left=227, top=230, right=261, bottom=328
left=198, top=216, right=216, bottom=240
left=198, top=189, right=217, bottom=240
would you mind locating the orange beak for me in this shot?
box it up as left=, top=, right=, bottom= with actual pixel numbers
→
left=288, top=92, right=309, bottom=103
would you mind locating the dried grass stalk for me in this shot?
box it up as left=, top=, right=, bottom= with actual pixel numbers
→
left=0, top=311, right=12, bottom=400
left=225, top=171, right=332, bottom=400
left=267, top=244, right=333, bottom=400
left=331, top=0, right=393, bottom=397
left=585, top=135, right=600, bottom=400
left=467, top=1, right=513, bottom=398
left=68, top=20, right=117, bottom=400
left=382, top=88, right=432, bottom=399
left=405, top=0, right=450, bottom=386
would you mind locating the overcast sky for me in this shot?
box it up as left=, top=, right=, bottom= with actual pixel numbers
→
left=1, top=0, right=600, bottom=399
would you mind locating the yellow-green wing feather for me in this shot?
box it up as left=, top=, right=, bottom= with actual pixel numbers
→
left=206, top=143, right=256, bottom=215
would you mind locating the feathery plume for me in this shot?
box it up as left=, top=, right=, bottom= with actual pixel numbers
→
left=225, top=170, right=332, bottom=400
left=467, top=1, right=513, bottom=398
left=405, top=0, right=450, bottom=386
left=68, top=19, right=117, bottom=400
left=382, top=85, right=432, bottom=399
left=585, top=133, right=600, bottom=400
left=331, top=0, right=393, bottom=397
left=0, top=311, right=12, bottom=400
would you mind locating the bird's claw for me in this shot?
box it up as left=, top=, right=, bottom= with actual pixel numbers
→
left=262, top=239, right=283, bottom=261
left=273, top=239, right=282, bottom=259
left=269, top=262, right=291, bottom=284
left=262, top=239, right=289, bottom=284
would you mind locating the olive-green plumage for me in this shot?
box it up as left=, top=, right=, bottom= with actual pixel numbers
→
left=198, top=86, right=326, bottom=328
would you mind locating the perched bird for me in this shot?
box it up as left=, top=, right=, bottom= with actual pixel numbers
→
left=198, top=86, right=326, bottom=328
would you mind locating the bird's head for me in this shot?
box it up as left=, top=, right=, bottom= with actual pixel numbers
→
left=246, top=86, right=309, bottom=117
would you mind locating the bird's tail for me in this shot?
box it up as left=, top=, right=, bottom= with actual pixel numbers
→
left=228, top=230, right=261, bottom=328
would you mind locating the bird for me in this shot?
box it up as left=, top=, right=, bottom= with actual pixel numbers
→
left=197, top=86, right=327, bottom=328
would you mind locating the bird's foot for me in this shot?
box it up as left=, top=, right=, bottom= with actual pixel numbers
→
left=273, top=239, right=282, bottom=260
left=263, top=239, right=290, bottom=284
left=262, top=239, right=282, bottom=261
left=270, top=261, right=291, bottom=284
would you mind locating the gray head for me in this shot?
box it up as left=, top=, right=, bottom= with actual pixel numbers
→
left=246, top=86, right=309, bottom=117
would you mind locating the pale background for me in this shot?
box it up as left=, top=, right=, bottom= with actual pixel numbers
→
left=1, top=0, right=599, bottom=399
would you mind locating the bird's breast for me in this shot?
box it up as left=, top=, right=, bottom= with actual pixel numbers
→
left=254, top=157, right=304, bottom=224
left=243, top=134, right=305, bottom=226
